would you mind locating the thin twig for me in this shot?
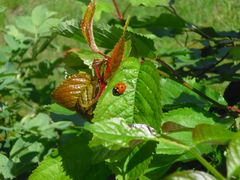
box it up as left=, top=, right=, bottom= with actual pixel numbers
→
left=122, top=3, right=131, bottom=18
left=197, top=52, right=230, bottom=78
left=184, top=31, right=189, bottom=47
left=112, top=0, right=123, bottom=22
left=164, top=5, right=217, bottom=43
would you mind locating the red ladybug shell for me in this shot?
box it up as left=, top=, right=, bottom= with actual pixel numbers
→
left=112, top=82, right=126, bottom=96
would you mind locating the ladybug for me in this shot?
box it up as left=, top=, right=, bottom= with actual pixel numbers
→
left=112, top=82, right=126, bottom=96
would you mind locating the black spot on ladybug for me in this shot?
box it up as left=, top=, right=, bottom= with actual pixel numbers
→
left=112, top=82, right=126, bottom=96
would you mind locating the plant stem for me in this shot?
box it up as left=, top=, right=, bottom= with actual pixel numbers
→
left=190, top=148, right=226, bottom=180
left=112, top=0, right=123, bottom=22
left=197, top=52, right=229, bottom=78
left=157, top=136, right=225, bottom=179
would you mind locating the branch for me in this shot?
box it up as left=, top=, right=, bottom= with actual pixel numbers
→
left=197, top=52, right=230, bottom=78
left=164, top=5, right=218, bottom=44
left=157, top=136, right=225, bottom=180
left=112, top=0, right=123, bottom=22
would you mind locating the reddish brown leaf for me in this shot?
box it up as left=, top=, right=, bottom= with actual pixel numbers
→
left=104, top=37, right=125, bottom=80
left=52, top=72, right=97, bottom=115
left=81, top=0, right=103, bottom=55
left=63, top=48, right=80, bottom=58
left=162, top=122, right=191, bottom=133
left=103, top=17, right=130, bottom=80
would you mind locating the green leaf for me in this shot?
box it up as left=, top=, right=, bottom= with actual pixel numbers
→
left=145, top=154, right=179, bottom=179
left=130, top=13, right=186, bottom=35
left=58, top=19, right=84, bottom=41
left=9, top=136, right=45, bottom=163
left=127, top=32, right=155, bottom=57
left=94, top=26, right=156, bottom=57
left=21, top=113, right=57, bottom=139
left=192, top=124, right=234, bottom=145
left=129, top=0, right=169, bottom=7
left=0, top=6, right=6, bottom=13
left=156, top=131, right=191, bottom=155
left=162, top=107, right=216, bottom=128
left=51, top=121, right=73, bottom=130
left=59, top=132, right=92, bottom=179
left=94, top=0, right=114, bottom=21
left=164, top=170, right=216, bottom=180
left=31, top=5, right=48, bottom=26
left=62, top=49, right=98, bottom=74
left=227, top=132, right=240, bottom=179
left=85, top=118, right=158, bottom=149
left=125, top=142, right=156, bottom=179
left=48, top=103, right=76, bottom=115
left=229, top=46, right=240, bottom=60
left=76, top=49, right=103, bottom=68
left=91, top=146, right=133, bottom=165
left=0, top=154, right=14, bottom=179
left=38, top=18, right=60, bottom=36
left=29, top=154, right=71, bottom=180
left=123, top=40, right=132, bottom=59
left=59, top=132, right=111, bottom=180
left=134, top=60, right=162, bottom=129
left=59, top=21, right=155, bottom=57
left=93, top=58, right=162, bottom=131
left=4, top=34, right=19, bottom=51
left=15, top=16, right=36, bottom=34
left=160, top=78, right=210, bottom=108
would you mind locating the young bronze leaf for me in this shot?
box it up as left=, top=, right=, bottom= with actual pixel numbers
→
left=104, top=17, right=130, bottom=80
left=104, top=37, right=125, bottom=80
left=52, top=72, right=97, bottom=115
left=81, top=0, right=101, bottom=55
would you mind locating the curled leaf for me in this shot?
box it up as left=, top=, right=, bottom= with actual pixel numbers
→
left=104, top=37, right=125, bottom=80
left=104, top=17, right=130, bottom=80
left=52, top=72, right=97, bottom=115
left=81, top=0, right=102, bottom=55
left=63, top=48, right=80, bottom=58
left=161, top=122, right=191, bottom=133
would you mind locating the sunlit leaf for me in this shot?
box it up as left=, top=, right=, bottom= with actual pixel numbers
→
left=15, top=16, right=36, bottom=34
left=48, top=103, right=75, bottom=115
left=38, top=18, right=61, bottom=36
left=31, top=5, right=48, bottom=26
left=59, top=20, right=155, bottom=57
left=3, top=34, right=19, bottom=51
left=85, top=118, right=158, bottom=149
left=156, top=131, right=191, bottom=155
left=160, top=78, right=226, bottom=109
left=0, top=154, right=14, bottom=179
left=29, top=154, right=71, bottom=180
left=93, top=58, right=162, bottom=131
left=162, top=107, right=216, bottom=129
left=193, top=124, right=234, bottom=145
left=227, top=132, right=240, bottom=179
left=165, top=170, right=216, bottom=180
